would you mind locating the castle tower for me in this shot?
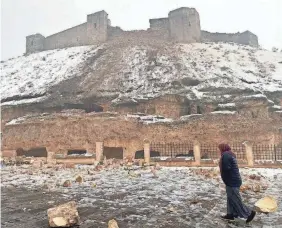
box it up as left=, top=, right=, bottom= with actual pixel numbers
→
left=86, top=10, right=108, bottom=44
left=26, top=33, right=45, bottom=53
left=168, top=7, right=201, bottom=43
left=238, top=31, right=259, bottom=47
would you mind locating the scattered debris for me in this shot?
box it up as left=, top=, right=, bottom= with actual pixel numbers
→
left=167, top=206, right=177, bottom=213
left=1, top=166, right=282, bottom=227
left=155, top=162, right=161, bottom=170
left=151, top=167, right=158, bottom=178
left=63, top=180, right=71, bottom=187
left=128, top=170, right=141, bottom=178
left=240, top=185, right=250, bottom=192
left=190, top=199, right=200, bottom=204
left=249, top=174, right=261, bottom=181
left=65, top=163, right=75, bottom=169
left=75, top=176, right=83, bottom=184
left=252, top=184, right=261, bottom=193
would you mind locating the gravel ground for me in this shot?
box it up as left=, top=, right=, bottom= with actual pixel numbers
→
left=1, top=165, right=282, bottom=228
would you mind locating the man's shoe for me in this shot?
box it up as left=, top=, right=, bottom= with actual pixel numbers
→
left=246, top=210, right=256, bottom=223
left=220, top=214, right=235, bottom=221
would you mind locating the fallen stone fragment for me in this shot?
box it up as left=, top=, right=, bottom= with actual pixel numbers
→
left=249, top=174, right=256, bottom=180
left=128, top=170, right=141, bottom=178
left=63, top=180, right=71, bottom=187
left=6, top=184, right=16, bottom=190
left=87, top=170, right=94, bottom=175
left=190, top=199, right=200, bottom=204
left=127, top=162, right=133, bottom=167
left=204, top=173, right=212, bottom=179
left=94, top=165, right=103, bottom=171
left=255, top=175, right=261, bottom=181
left=47, top=201, right=79, bottom=227
left=32, top=160, right=43, bottom=168
left=255, top=196, right=278, bottom=213
left=261, top=184, right=268, bottom=190
left=252, top=184, right=261, bottom=193
left=155, top=162, right=161, bottom=170
left=75, top=176, right=83, bottom=184
left=108, top=219, right=119, bottom=228
left=240, top=185, right=250, bottom=193
left=167, top=206, right=176, bottom=213
left=65, top=163, right=75, bottom=169
left=151, top=167, right=158, bottom=178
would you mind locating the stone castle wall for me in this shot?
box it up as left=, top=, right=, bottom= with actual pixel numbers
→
left=44, top=23, right=88, bottom=50
left=149, top=18, right=169, bottom=31
left=26, top=7, right=258, bottom=54
left=26, top=11, right=109, bottom=53
left=201, top=30, right=259, bottom=47
left=108, top=29, right=170, bottom=43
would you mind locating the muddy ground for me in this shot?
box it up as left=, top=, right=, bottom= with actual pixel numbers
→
left=1, top=166, right=282, bottom=228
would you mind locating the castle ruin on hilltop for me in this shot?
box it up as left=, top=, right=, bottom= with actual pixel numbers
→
left=26, top=7, right=258, bottom=54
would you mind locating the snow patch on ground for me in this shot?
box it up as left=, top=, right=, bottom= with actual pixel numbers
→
left=218, top=103, right=236, bottom=108
left=211, top=111, right=237, bottom=115
left=127, top=113, right=173, bottom=124
left=5, top=113, right=49, bottom=125
left=272, top=105, right=282, bottom=110
left=1, top=166, right=282, bottom=227
left=243, top=94, right=267, bottom=99
left=180, top=114, right=203, bottom=121
left=0, top=96, right=48, bottom=106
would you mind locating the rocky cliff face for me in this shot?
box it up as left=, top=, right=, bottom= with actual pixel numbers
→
left=1, top=41, right=282, bottom=119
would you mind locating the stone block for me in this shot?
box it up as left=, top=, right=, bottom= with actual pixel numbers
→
left=47, top=201, right=79, bottom=227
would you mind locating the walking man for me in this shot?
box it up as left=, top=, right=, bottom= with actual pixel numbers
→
left=219, top=143, right=256, bottom=223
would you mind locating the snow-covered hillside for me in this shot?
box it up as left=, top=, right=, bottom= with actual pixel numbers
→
left=1, top=46, right=99, bottom=104
left=116, top=43, right=282, bottom=102
left=1, top=42, right=281, bottom=106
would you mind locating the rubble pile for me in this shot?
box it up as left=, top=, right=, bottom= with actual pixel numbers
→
left=190, top=168, right=270, bottom=194
left=1, top=163, right=281, bottom=227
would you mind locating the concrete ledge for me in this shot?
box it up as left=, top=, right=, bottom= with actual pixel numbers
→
left=156, top=161, right=282, bottom=169
left=55, top=157, right=96, bottom=165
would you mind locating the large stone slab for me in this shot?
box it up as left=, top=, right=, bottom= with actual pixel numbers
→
left=255, top=196, right=278, bottom=213
left=108, top=219, right=119, bottom=228
left=47, top=201, right=79, bottom=227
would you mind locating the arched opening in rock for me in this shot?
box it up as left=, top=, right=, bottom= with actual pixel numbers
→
left=62, top=103, right=103, bottom=113
left=16, top=147, right=48, bottom=157
left=197, top=105, right=202, bottom=114
left=67, top=150, right=87, bottom=156
left=103, top=147, right=123, bottom=159
left=134, top=150, right=161, bottom=159
left=16, top=148, right=25, bottom=157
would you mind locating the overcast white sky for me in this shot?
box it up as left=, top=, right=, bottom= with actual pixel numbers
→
left=1, top=0, right=281, bottom=60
